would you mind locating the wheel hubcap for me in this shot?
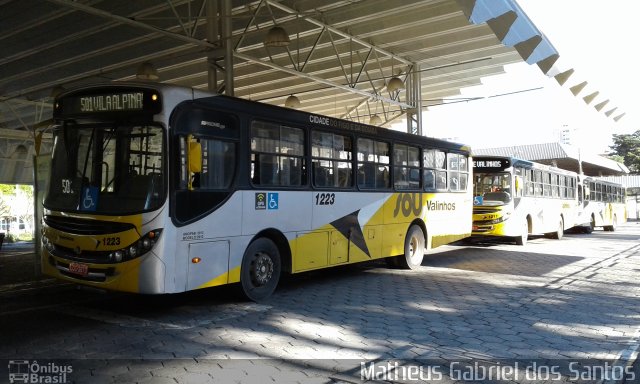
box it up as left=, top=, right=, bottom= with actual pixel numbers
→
left=251, top=252, right=274, bottom=287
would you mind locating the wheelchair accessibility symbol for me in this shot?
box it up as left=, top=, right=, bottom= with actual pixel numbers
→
left=267, top=193, right=278, bottom=210
left=81, top=186, right=98, bottom=211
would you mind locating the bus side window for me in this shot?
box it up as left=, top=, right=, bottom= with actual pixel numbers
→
left=251, top=121, right=305, bottom=187
left=436, top=171, right=447, bottom=190
left=423, top=169, right=435, bottom=191
left=259, top=155, right=278, bottom=185
left=186, top=138, right=236, bottom=190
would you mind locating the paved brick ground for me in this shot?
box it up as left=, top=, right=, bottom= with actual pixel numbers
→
left=1, top=223, right=640, bottom=383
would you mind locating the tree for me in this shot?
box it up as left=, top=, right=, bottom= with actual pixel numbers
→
left=609, top=130, right=640, bottom=174
left=0, top=184, right=13, bottom=217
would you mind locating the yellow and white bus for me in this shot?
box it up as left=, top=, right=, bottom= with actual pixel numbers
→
left=471, top=156, right=580, bottom=246
left=41, top=82, right=473, bottom=301
left=575, top=177, right=626, bottom=233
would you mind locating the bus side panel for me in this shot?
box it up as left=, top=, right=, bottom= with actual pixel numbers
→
left=242, top=191, right=312, bottom=235
left=307, top=192, right=392, bottom=265
left=423, top=192, right=473, bottom=248
left=240, top=190, right=313, bottom=274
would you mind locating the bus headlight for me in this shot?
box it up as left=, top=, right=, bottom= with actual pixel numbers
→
left=108, top=229, right=163, bottom=262
left=42, top=235, right=55, bottom=252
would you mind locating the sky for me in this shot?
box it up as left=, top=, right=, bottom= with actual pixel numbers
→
left=397, top=0, right=640, bottom=155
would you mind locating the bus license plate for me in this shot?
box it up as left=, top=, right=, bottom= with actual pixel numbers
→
left=69, top=262, right=89, bottom=277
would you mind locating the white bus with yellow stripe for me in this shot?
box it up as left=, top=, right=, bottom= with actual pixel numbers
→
left=575, top=177, right=626, bottom=233
left=471, top=156, right=580, bottom=246
left=41, top=82, right=473, bottom=301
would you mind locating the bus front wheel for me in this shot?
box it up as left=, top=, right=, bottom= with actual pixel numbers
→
left=399, top=225, right=425, bottom=270
left=515, top=220, right=528, bottom=246
left=240, top=238, right=281, bottom=302
left=583, top=215, right=595, bottom=234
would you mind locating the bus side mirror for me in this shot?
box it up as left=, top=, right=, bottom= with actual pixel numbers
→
left=188, top=140, right=202, bottom=173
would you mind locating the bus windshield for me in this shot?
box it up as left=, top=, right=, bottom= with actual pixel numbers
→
left=474, top=172, right=513, bottom=204
left=44, top=122, right=165, bottom=214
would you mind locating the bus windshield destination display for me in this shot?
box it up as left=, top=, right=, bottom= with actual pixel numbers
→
left=79, top=92, right=144, bottom=112
left=55, top=88, right=161, bottom=116
left=473, top=158, right=510, bottom=171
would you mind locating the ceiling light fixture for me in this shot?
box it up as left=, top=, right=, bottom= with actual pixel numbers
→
left=387, top=76, right=405, bottom=92
left=136, top=62, right=159, bottom=80
left=264, top=26, right=290, bottom=47
left=369, top=115, right=382, bottom=125
left=285, top=95, right=300, bottom=108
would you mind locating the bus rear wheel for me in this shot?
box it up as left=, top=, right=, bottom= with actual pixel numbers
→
left=398, top=225, right=425, bottom=270
left=240, top=238, right=281, bottom=302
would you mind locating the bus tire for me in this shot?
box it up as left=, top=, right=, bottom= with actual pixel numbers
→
left=240, top=237, right=281, bottom=302
left=604, top=215, right=617, bottom=232
left=515, top=220, right=528, bottom=246
left=547, top=217, right=564, bottom=240
left=583, top=215, right=595, bottom=234
left=399, top=225, right=425, bottom=270
left=582, top=225, right=593, bottom=234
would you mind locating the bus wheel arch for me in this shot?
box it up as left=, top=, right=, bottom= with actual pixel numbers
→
left=256, top=228, right=292, bottom=275
left=583, top=214, right=595, bottom=234
left=546, top=215, right=564, bottom=240
left=239, top=229, right=288, bottom=302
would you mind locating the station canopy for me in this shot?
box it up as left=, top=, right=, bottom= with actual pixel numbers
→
left=0, top=0, right=562, bottom=184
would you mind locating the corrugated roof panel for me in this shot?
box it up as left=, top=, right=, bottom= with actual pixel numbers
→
left=473, top=142, right=629, bottom=176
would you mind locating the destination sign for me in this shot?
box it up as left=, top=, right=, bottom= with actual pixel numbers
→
left=79, top=92, right=144, bottom=112
left=473, top=157, right=511, bottom=171
left=54, top=87, right=162, bottom=117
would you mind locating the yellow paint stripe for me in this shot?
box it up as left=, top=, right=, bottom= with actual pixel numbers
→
left=197, top=265, right=242, bottom=289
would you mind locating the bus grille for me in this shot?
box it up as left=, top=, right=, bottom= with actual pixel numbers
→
left=44, top=215, right=135, bottom=235
left=50, top=244, right=115, bottom=263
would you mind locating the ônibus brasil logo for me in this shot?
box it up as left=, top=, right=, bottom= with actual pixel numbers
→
left=8, top=360, right=72, bottom=383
